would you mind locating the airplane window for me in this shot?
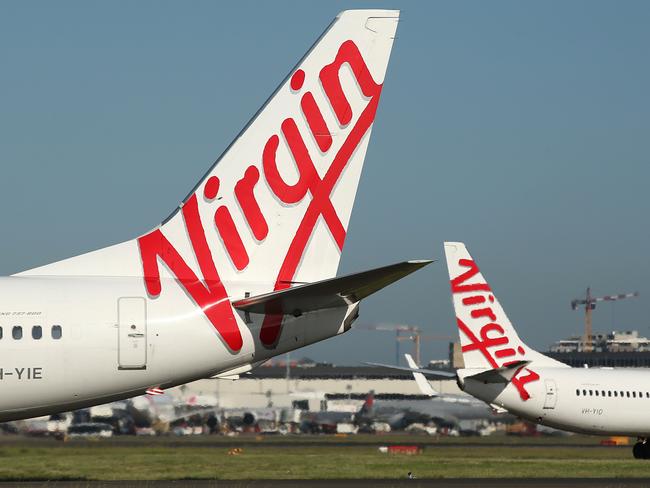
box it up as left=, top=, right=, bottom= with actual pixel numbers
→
left=582, top=389, right=587, bottom=396
left=576, top=389, right=580, bottom=396
left=608, top=391, right=612, bottom=397
left=51, top=325, right=62, bottom=340
left=614, top=391, right=618, bottom=397
left=0, top=326, right=2, bottom=339
left=601, top=390, right=605, bottom=396
left=621, top=391, right=625, bottom=397
left=646, top=393, right=649, bottom=398
left=595, top=391, right=599, bottom=396
left=32, top=326, right=42, bottom=340
left=589, top=390, right=593, bottom=396
left=633, top=392, right=637, bottom=398
left=626, top=391, right=630, bottom=398
left=639, top=392, right=643, bottom=398
left=12, top=326, right=22, bottom=340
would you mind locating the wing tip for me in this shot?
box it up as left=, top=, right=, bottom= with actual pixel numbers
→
left=337, top=9, right=401, bottom=19
left=406, top=259, right=434, bottom=266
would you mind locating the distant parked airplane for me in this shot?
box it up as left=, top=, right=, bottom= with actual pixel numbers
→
left=444, top=242, right=650, bottom=458
left=366, top=354, right=500, bottom=428
left=0, top=10, right=431, bottom=422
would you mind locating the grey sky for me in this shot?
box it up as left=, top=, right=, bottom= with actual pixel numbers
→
left=1, top=1, right=648, bottom=365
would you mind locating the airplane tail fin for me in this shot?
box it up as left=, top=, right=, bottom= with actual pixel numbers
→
left=404, top=354, right=438, bottom=397
left=19, top=10, right=400, bottom=290
left=443, top=242, right=566, bottom=370
left=357, top=390, right=375, bottom=418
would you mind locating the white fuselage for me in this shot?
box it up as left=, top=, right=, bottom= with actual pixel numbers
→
left=0, top=276, right=354, bottom=422
left=460, top=367, right=650, bottom=436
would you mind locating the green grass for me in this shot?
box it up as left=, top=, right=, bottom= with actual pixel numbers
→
left=0, top=435, right=646, bottom=480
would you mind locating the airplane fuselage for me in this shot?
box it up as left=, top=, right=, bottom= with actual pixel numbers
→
left=460, top=367, right=650, bottom=436
left=0, top=276, right=355, bottom=421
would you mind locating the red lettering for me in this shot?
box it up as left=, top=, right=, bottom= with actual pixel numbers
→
left=320, top=40, right=381, bottom=126
left=454, top=259, right=540, bottom=400
left=511, top=369, right=540, bottom=401
left=290, top=69, right=305, bottom=91
left=457, top=318, right=498, bottom=369
left=204, top=176, right=220, bottom=200
left=451, top=259, right=491, bottom=294
left=494, top=348, right=516, bottom=358
left=139, top=40, right=383, bottom=351
left=138, top=195, right=243, bottom=352
left=235, top=166, right=268, bottom=241
left=263, top=133, right=311, bottom=204
left=301, top=92, right=332, bottom=152
left=259, top=40, right=384, bottom=347
left=457, top=316, right=540, bottom=401
left=463, top=296, right=486, bottom=306
left=215, top=206, right=249, bottom=271
left=471, top=307, right=497, bottom=322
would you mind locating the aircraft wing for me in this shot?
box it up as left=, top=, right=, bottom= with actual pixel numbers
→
left=232, top=260, right=433, bottom=315
left=364, top=362, right=456, bottom=380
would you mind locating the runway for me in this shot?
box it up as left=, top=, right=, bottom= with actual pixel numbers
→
left=0, top=479, right=649, bottom=488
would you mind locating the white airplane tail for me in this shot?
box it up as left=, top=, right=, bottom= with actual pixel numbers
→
left=443, top=242, right=566, bottom=375
left=19, top=11, right=399, bottom=286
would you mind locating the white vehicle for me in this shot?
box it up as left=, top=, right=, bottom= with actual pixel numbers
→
left=443, top=242, right=650, bottom=458
left=0, top=10, right=430, bottom=423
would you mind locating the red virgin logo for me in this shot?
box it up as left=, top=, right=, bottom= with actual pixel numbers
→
left=451, top=259, right=540, bottom=400
left=138, top=40, right=384, bottom=353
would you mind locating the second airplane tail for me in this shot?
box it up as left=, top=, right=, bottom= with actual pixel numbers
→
left=443, top=242, right=566, bottom=371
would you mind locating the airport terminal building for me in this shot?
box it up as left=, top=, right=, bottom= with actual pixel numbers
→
left=171, top=360, right=463, bottom=410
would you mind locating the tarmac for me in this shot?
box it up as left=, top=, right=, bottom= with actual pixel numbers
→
left=0, top=480, right=649, bottom=488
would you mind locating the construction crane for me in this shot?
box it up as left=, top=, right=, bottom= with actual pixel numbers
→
left=571, top=288, right=639, bottom=352
left=358, top=324, right=453, bottom=366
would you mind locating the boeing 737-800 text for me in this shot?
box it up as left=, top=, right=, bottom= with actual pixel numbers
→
left=0, top=10, right=432, bottom=423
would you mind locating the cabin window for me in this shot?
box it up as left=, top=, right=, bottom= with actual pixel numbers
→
left=626, top=391, right=630, bottom=398
left=633, top=392, right=637, bottom=398
left=621, top=391, right=625, bottom=397
left=51, top=325, right=62, bottom=340
left=32, top=326, right=42, bottom=340
left=595, top=390, right=599, bottom=396
left=601, top=390, right=605, bottom=396
left=639, top=392, right=643, bottom=398
left=12, top=326, right=22, bottom=340
left=0, top=326, right=2, bottom=339
left=614, top=391, right=618, bottom=397
left=582, top=389, right=587, bottom=396
left=589, top=390, right=593, bottom=396
left=576, top=389, right=580, bottom=396
left=608, top=391, right=612, bottom=397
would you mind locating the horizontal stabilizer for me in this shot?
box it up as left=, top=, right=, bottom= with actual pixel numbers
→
left=232, top=260, right=433, bottom=315
left=209, top=361, right=263, bottom=380
left=364, top=361, right=455, bottom=381
left=464, top=360, right=530, bottom=384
